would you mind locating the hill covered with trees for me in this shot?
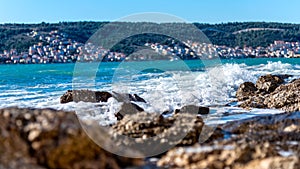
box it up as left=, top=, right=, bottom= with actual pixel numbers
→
left=0, top=21, right=300, bottom=53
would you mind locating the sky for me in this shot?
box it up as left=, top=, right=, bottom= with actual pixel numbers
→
left=0, top=0, right=300, bottom=24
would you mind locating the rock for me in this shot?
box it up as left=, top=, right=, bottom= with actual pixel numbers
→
left=60, top=90, right=73, bottom=103
left=111, top=112, right=204, bottom=154
left=264, top=79, right=300, bottom=112
left=60, top=90, right=112, bottom=103
left=157, top=111, right=300, bottom=169
left=221, top=112, right=300, bottom=136
left=201, top=127, right=225, bottom=143
left=114, top=102, right=144, bottom=120
left=112, top=93, right=146, bottom=120
left=111, top=92, right=146, bottom=103
left=175, top=105, right=210, bottom=115
left=239, top=95, right=267, bottom=109
left=157, top=142, right=278, bottom=169
left=236, top=82, right=257, bottom=101
left=130, top=94, right=147, bottom=103
left=255, top=74, right=285, bottom=93
left=284, top=124, right=300, bottom=132
left=60, top=90, right=146, bottom=120
left=0, top=108, right=143, bottom=169
left=235, top=156, right=299, bottom=169
left=237, top=75, right=300, bottom=112
left=60, top=90, right=146, bottom=104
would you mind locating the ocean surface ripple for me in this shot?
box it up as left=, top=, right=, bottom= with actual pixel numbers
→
left=1, top=58, right=299, bottom=125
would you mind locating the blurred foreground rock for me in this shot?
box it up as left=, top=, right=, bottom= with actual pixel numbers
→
left=111, top=112, right=204, bottom=156
left=0, top=108, right=143, bottom=169
left=158, top=112, right=300, bottom=169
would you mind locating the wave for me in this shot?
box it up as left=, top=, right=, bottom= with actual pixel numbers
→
left=0, top=61, right=298, bottom=125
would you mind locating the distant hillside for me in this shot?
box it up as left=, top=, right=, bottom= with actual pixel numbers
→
left=1, top=21, right=300, bottom=53
left=195, top=22, right=300, bottom=47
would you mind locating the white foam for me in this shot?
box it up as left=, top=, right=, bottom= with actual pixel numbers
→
left=119, top=63, right=257, bottom=114
left=251, top=61, right=300, bottom=77
left=0, top=61, right=299, bottom=125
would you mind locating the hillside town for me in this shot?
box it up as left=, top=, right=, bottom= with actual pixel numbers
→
left=0, top=30, right=126, bottom=64
left=0, top=30, right=300, bottom=64
left=149, top=40, right=300, bottom=59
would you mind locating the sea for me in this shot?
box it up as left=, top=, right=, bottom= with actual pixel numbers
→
left=1, top=58, right=300, bottom=125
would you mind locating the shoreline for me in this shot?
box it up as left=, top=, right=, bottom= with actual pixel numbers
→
left=0, top=105, right=299, bottom=168
left=0, top=74, right=300, bottom=168
left=0, top=57, right=299, bottom=65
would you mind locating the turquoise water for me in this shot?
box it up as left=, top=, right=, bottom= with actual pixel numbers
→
left=1, top=58, right=299, bottom=89
left=0, top=58, right=300, bottom=124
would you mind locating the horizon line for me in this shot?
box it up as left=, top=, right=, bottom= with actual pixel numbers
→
left=1, top=20, right=300, bottom=25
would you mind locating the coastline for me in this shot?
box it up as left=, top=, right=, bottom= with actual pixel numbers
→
left=2, top=1, right=300, bottom=168
left=1, top=74, right=300, bottom=168
left=0, top=102, right=299, bottom=168
left=0, top=56, right=300, bottom=65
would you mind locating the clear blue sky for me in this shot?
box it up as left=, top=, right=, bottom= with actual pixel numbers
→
left=1, top=0, right=300, bottom=24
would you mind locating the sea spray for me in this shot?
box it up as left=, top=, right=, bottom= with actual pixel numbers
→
left=0, top=60, right=299, bottom=125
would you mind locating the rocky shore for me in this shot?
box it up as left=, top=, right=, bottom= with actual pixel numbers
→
left=0, top=108, right=143, bottom=169
left=236, top=74, right=300, bottom=112
left=1, top=75, right=300, bottom=168
left=158, top=112, right=300, bottom=169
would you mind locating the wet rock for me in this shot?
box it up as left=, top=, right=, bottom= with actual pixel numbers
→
left=60, top=90, right=73, bottom=103
left=0, top=108, right=143, bottom=169
left=60, top=90, right=112, bottom=103
left=236, top=82, right=257, bottom=101
left=114, top=102, right=144, bottom=120
left=255, top=74, right=285, bottom=93
left=60, top=90, right=146, bottom=104
left=112, top=93, right=146, bottom=120
left=175, top=105, right=210, bottom=115
left=111, top=92, right=146, bottom=103
left=114, top=112, right=124, bottom=121
left=61, top=90, right=146, bottom=121
left=129, top=94, right=146, bottom=103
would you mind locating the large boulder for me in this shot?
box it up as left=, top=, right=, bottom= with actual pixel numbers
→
left=0, top=108, right=143, bottom=169
left=60, top=90, right=112, bottom=103
left=112, top=112, right=204, bottom=151
left=60, top=90, right=146, bottom=120
left=60, top=90, right=146, bottom=104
